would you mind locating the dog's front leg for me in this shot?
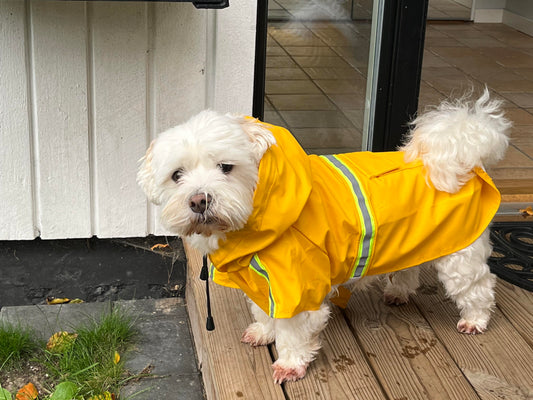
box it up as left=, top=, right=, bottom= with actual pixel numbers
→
left=272, top=304, right=330, bottom=384
left=241, top=301, right=276, bottom=346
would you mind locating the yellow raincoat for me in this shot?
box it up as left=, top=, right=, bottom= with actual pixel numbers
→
left=209, top=121, right=501, bottom=319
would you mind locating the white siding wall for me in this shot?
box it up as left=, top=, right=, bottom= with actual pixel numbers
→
left=0, top=0, right=257, bottom=240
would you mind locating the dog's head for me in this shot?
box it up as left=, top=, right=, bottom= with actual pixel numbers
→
left=137, top=110, right=275, bottom=238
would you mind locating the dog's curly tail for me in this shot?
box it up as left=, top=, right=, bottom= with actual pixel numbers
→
left=400, top=87, right=512, bottom=193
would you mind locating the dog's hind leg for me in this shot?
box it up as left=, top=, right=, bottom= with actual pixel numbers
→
left=241, top=301, right=276, bottom=347
left=434, top=229, right=496, bottom=334
left=383, top=267, right=421, bottom=305
left=272, top=303, right=330, bottom=384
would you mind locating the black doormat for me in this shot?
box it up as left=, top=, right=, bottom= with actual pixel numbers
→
left=489, top=222, right=533, bottom=292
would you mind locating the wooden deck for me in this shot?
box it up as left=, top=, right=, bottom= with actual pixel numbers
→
left=185, top=247, right=533, bottom=400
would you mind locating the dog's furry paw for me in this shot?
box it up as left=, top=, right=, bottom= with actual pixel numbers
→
left=457, top=319, right=486, bottom=335
left=241, top=322, right=275, bottom=347
left=272, top=361, right=307, bottom=384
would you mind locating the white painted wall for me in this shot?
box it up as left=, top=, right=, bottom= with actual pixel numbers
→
left=503, top=0, right=533, bottom=37
left=0, top=0, right=257, bottom=240
left=473, top=0, right=533, bottom=36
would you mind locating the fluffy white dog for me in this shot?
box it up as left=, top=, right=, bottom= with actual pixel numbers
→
left=137, top=89, right=511, bottom=384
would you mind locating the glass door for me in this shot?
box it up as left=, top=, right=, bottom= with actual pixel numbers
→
left=257, top=0, right=427, bottom=154
left=260, top=0, right=376, bottom=154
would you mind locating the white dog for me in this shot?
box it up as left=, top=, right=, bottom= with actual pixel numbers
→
left=137, top=89, right=511, bottom=384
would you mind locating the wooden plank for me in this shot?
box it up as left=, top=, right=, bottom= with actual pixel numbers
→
left=30, top=1, right=91, bottom=239
left=90, top=2, right=149, bottom=238
left=0, top=1, right=35, bottom=239
left=494, top=279, right=533, bottom=347
left=414, top=268, right=533, bottom=399
left=283, top=307, right=386, bottom=400
left=494, top=179, right=533, bottom=198
left=344, top=285, right=480, bottom=400
left=185, top=245, right=285, bottom=400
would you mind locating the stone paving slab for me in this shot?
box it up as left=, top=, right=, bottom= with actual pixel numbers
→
left=0, top=302, right=110, bottom=342
left=0, top=298, right=204, bottom=399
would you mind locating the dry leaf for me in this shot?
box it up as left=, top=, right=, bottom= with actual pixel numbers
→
left=47, top=331, right=78, bottom=353
left=88, top=391, right=115, bottom=400
left=519, top=206, right=533, bottom=217
left=150, top=243, right=170, bottom=251
left=16, top=382, right=38, bottom=400
left=46, top=297, right=71, bottom=305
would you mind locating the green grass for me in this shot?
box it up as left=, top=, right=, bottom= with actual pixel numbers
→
left=41, top=305, right=137, bottom=398
left=0, top=304, right=138, bottom=399
left=0, top=322, right=39, bottom=370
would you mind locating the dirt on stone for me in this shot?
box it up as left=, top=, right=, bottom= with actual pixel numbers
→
left=0, top=360, right=53, bottom=397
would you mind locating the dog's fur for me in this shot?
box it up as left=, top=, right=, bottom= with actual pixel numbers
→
left=138, top=89, right=511, bottom=384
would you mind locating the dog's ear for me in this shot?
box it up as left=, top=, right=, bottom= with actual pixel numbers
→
left=137, top=141, right=164, bottom=205
left=236, top=117, right=276, bottom=163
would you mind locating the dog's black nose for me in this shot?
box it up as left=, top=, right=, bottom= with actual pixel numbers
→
left=189, top=193, right=212, bottom=214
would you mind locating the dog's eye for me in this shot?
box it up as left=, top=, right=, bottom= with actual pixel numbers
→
left=171, top=169, right=183, bottom=183
left=218, top=164, right=234, bottom=174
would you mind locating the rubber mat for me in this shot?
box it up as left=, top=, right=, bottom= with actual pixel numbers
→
left=489, top=222, right=533, bottom=292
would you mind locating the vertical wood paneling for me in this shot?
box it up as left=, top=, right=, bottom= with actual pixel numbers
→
left=90, top=3, right=149, bottom=238
left=0, top=1, right=258, bottom=240
left=30, top=1, right=91, bottom=239
left=0, top=1, right=34, bottom=239
left=212, top=0, right=256, bottom=114
left=153, top=3, right=207, bottom=132
left=152, top=2, right=208, bottom=236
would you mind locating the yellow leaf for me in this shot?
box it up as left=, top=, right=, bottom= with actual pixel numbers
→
left=16, top=382, right=38, bottom=400
left=68, top=298, right=84, bottom=304
left=519, top=206, right=533, bottom=217
left=88, top=391, right=115, bottom=400
left=113, top=351, right=120, bottom=364
left=46, top=331, right=78, bottom=353
left=46, top=297, right=71, bottom=305
left=150, top=243, right=169, bottom=251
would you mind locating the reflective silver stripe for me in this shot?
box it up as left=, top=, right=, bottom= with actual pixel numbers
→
left=250, top=255, right=276, bottom=317
left=322, top=155, right=375, bottom=277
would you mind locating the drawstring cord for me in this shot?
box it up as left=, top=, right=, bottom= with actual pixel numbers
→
left=200, top=255, right=215, bottom=331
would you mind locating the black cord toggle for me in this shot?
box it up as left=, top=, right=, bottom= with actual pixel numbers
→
left=201, top=255, right=215, bottom=331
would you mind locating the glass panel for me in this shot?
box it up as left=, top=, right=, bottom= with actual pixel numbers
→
left=264, top=0, right=379, bottom=155
left=427, top=0, right=472, bottom=21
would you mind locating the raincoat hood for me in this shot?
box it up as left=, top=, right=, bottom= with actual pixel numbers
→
left=210, top=121, right=313, bottom=271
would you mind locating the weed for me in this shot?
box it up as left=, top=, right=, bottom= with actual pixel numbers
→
left=41, top=305, right=137, bottom=398
left=0, top=304, right=138, bottom=399
left=0, top=322, right=39, bottom=370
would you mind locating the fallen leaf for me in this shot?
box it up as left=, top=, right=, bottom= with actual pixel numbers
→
left=519, top=206, right=533, bottom=217
left=46, top=297, right=71, bottom=305
left=16, top=383, right=38, bottom=400
left=46, top=331, right=78, bottom=353
left=88, top=391, right=115, bottom=400
left=113, top=351, right=120, bottom=364
left=150, top=243, right=170, bottom=251
left=68, top=298, right=84, bottom=304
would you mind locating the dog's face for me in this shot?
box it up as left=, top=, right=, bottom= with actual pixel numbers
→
left=137, top=110, right=275, bottom=238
